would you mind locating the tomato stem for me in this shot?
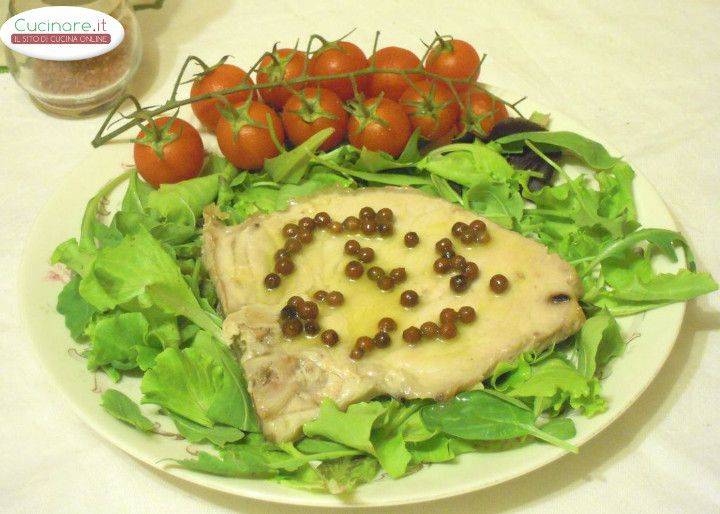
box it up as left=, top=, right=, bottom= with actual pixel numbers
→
left=91, top=32, right=526, bottom=148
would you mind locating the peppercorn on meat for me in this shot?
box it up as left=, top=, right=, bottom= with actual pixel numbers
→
left=203, top=187, right=585, bottom=442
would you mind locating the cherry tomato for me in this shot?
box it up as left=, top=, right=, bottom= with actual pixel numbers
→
left=399, top=80, right=460, bottom=140
left=216, top=101, right=285, bottom=170
left=347, top=97, right=411, bottom=158
left=308, top=41, right=369, bottom=101
left=191, top=64, right=254, bottom=132
left=368, top=46, right=422, bottom=101
left=460, top=87, right=509, bottom=137
left=282, top=87, right=348, bottom=151
left=134, top=117, right=205, bottom=187
left=256, top=48, right=307, bottom=110
left=424, top=38, right=481, bottom=91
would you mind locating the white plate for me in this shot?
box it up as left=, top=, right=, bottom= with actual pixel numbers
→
left=19, top=96, right=686, bottom=508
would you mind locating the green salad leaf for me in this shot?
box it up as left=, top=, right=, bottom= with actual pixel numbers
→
left=78, top=227, right=222, bottom=340
left=52, top=126, right=717, bottom=494
left=576, top=310, right=625, bottom=378
left=506, top=358, right=606, bottom=416
left=492, top=130, right=620, bottom=170
left=57, top=275, right=96, bottom=340
left=266, top=127, right=335, bottom=183
left=313, top=457, right=380, bottom=494
left=421, top=390, right=578, bottom=452
left=464, top=177, right=524, bottom=228
left=538, top=417, right=576, bottom=441
left=169, top=413, right=245, bottom=447
left=141, top=331, right=258, bottom=431
left=100, top=389, right=155, bottom=432
left=87, top=312, right=154, bottom=371
left=303, top=399, right=386, bottom=454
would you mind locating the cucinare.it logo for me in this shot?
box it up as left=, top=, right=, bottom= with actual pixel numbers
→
left=0, top=6, right=124, bottom=61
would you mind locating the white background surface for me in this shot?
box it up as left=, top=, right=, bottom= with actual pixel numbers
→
left=1, top=1, right=719, bottom=512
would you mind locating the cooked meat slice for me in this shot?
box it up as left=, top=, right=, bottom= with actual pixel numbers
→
left=203, top=187, right=585, bottom=442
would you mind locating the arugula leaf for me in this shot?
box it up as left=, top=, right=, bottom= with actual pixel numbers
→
left=78, top=227, right=221, bottom=340
left=421, top=390, right=578, bottom=452
left=607, top=268, right=718, bottom=302
left=57, top=275, right=96, bottom=340
left=493, top=131, right=620, bottom=170
left=100, top=389, right=154, bottom=432
left=303, top=399, right=386, bottom=454
left=581, top=228, right=694, bottom=272
left=316, top=158, right=431, bottom=186
left=266, top=127, right=335, bottom=183
left=526, top=142, right=625, bottom=236
left=169, top=413, right=245, bottom=447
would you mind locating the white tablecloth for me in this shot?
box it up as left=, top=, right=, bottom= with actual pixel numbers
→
left=1, top=1, right=719, bottom=512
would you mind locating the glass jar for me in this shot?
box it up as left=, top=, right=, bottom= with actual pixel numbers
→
left=4, top=0, right=142, bottom=117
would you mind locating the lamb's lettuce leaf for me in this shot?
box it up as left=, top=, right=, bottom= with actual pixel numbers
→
left=421, top=390, right=577, bottom=452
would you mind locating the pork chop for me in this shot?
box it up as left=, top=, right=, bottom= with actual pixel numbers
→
left=203, top=187, right=585, bottom=442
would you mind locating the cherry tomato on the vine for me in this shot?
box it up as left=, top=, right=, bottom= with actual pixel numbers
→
left=399, top=79, right=460, bottom=141
left=134, top=117, right=205, bottom=188
left=424, top=38, right=481, bottom=91
left=460, top=87, right=509, bottom=137
left=191, top=64, right=255, bottom=132
left=256, top=48, right=307, bottom=110
left=308, top=41, right=369, bottom=101
left=282, top=87, right=348, bottom=151
left=367, top=46, right=422, bottom=101
left=347, top=97, right=411, bottom=158
left=216, top=101, right=285, bottom=170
